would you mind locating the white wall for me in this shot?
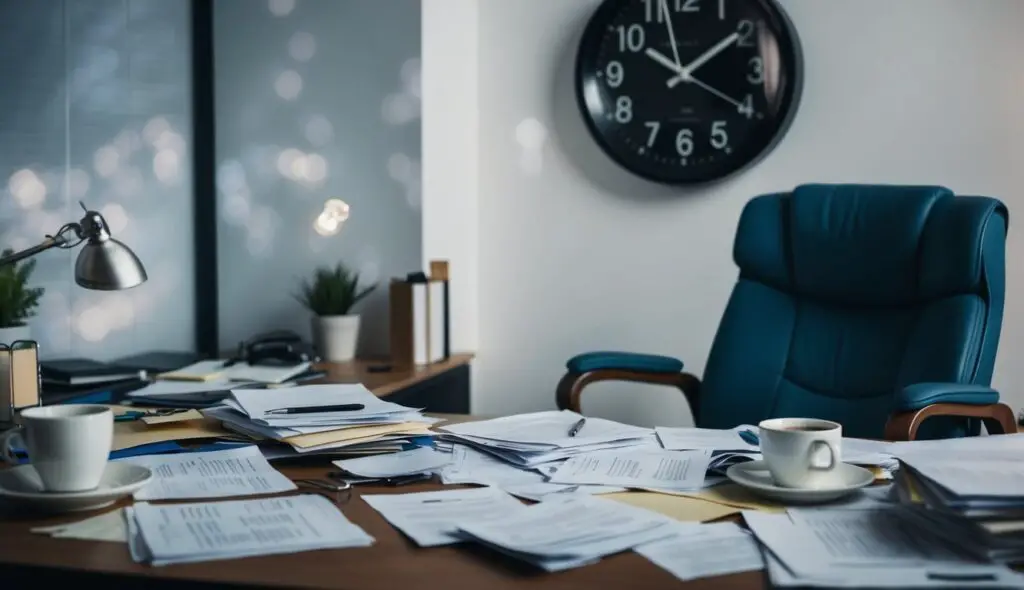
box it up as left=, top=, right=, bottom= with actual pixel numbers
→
left=424, top=0, right=1024, bottom=425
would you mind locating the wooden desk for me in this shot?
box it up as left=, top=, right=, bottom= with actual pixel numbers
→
left=0, top=470, right=765, bottom=590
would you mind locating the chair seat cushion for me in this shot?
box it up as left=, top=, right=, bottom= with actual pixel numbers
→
left=566, top=351, right=683, bottom=375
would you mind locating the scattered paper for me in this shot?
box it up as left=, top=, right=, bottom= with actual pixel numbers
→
left=502, top=482, right=625, bottom=502
left=604, top=491, right=742, bottom=522
left=655, top=426, right=759, bottom=452
left=32, top=509, right=128, bottom=543
left=333, top=447, right=451, bottom=479
left=636, top=522, right=765, bottom=582
left=545, top=448, right=712, bottom=492
left=126, top=495, right=374, bottom=566
left=439, top=445, right=546, bottom=486
left=118, top=445, right=296, bottom=501
left=362, top=487, right=527, bottom=547
left=141, top=409, right=204, bottom=425
left=454, top=495, right=677, bottom=571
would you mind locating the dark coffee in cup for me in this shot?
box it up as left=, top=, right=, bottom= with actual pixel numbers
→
left=781, top=425, right=831, bottom=432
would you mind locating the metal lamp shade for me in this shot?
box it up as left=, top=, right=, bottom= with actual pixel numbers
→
left=74, top=238, right=148, bottom=290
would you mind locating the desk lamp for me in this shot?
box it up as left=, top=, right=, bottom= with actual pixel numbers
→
left=0, top=202, right=147, bottom=289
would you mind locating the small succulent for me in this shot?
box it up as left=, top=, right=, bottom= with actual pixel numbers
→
left=295, top=263, right=376, bottom=316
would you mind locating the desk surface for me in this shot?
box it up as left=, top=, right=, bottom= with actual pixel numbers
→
left=315, top=353, right=474, bottom=397
left=0, top=412, right=765, bottom=590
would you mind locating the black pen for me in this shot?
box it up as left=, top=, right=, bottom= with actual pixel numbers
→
left=568, top=417, right=586, bottom=437
left=265, top=403, right=365, bottom=415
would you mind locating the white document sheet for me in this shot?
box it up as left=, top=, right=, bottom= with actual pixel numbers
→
left=438, top=445, right=547, bottom=486
left=636, top=523, right=765, bottom=582
left=362, top=487, right=527, bottom=547
left=899, top=456, right=1024, bottom=498
left=501, top=482, right=626, bottom=502
left=545, top=448, right=712, bottom=492
left=32, top=509, right=128, bottom=543
left=126, top=495, right=374, bottom=566
left=333, top=447, right=451, bottom=478
left=230, top=384, right=420, bottom=426
left=118, top=445, right=297, bottom=501
left=655, top=426, right=759, bottom=452
left=745, top=510, right=988, bottom=576
left=455, top=495, right=676, bottom=560
left=439, top=410, right=652, bottom=448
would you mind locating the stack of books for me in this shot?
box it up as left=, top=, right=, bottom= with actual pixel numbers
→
left=894, top=448, right=1024, bottom=563
left=203, top=383, right=439, bottom=459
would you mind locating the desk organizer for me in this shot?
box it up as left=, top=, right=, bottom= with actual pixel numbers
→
left=0, top=340, right=42, bottom=425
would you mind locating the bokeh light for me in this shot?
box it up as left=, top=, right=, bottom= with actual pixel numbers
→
left=275, top=70, right=303, bottom=100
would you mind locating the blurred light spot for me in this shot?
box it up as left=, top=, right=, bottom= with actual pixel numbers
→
left=400, top=58, right=422, bottom=99
left=404, top=177, right=422, bottom=210
left=217, top=159, right=247, bottom=193
left=153, top=131, right=186, bottom=157
left=74, top=306, right=109, bottom=342
left=9, top=169, right=46, bottom=209
left=67, top=168, right=91, bottom=200
left=276, top=148, right=305, bottom=178
left=112, top=168, right=144, bottom=199
left=113, top=130, right=141, bottom=158
left=516, top=118, right=548, bottom=150
left=303, top=153, right=327, bottom=184
left=222, top=188, right=251, bottom=225
left=304, top=115, right=334, bottom=147
left=288, top=32, right=316, bottom=62
left=105, top=293, right=135, bottom=330
left=381, top=93, right=419, bottom=125
left=313, top=198, right=350, bottom=236
left=246, top=207, right=276, bottom=256
left=268, top=0, right=295, bottom=16
left=387, top=153, right=412, bottom=182
left=94, top=146, right=120, bottom=178
left=275, top=70, right=303, bottom=100
left=100, top=203, right=128, bottom=234
left=153, top=149, right=181, bottom=184
left=143, top=117, right=171, bottom=145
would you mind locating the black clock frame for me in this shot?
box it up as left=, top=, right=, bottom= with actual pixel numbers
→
left=574, top=0, right=805, bottom=186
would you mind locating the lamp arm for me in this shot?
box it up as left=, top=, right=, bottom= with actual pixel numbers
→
left=0, top=222, right=86, bottom=267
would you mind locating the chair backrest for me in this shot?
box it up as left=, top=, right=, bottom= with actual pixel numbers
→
left=699, top=184, right=1008, bottom=439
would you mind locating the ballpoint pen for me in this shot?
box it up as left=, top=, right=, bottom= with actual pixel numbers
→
left=568, top=417, right=587, bottom=437
left=738, top=429, right=760, bottom=446
left=264, top=403, right=365, bottom=415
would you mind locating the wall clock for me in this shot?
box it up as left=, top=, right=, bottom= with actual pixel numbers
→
left=575, top=0, right=803, bottom=185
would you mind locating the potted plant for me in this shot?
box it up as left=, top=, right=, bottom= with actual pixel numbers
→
left=296, top=262, right=376, bottom=362
left=0, top=249, right=44, bottom=344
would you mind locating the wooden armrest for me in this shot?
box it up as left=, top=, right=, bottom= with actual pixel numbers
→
left=883, top=402, right=1017, bottom=441
left=555, top=368, right=701, bottom=418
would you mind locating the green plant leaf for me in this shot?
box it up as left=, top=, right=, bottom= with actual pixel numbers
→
left=0, top=248, right=44, bottom=327
left=295, top=261, right=378, bottom=316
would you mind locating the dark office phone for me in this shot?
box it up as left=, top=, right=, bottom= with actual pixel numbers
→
left=235, top=330, right=319, bottom=366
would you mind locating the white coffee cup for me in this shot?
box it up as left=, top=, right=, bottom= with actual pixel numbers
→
left=758, top=417, right=842, bottom=489
left=0, top=404, right=113, bottom=492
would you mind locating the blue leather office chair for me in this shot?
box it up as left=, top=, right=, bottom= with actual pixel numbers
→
left=556, top=184, right=1017, bottom=441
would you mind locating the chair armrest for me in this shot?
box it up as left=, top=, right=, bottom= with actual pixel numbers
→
left=556, top=351, right=700, bottom=419
left=885, top=383, right=1016, bottom=441
left=565, top=351, right=684, bottom=375
left=895, top=383, right=999, bottom=412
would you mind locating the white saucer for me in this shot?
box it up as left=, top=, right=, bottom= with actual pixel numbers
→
left=726, top=460, right=874, bottom=504
left=0, top=463, right=153, bottom=513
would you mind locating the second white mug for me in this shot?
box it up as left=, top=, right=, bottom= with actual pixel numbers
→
left=0, top=404, right=113, bottom=492
left=758, top=417, right=842, bottom=489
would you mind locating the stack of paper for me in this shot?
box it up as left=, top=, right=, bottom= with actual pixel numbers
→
left=203, top=384, right=439, bottom=458
left=126, top=495, right=374, bottom=565
left=451, top=494, right=678, bottom=571
left=436, top=410, right=657, bottom=468
left=332, top=446, right=452, bottom=482
left=544, top=447, right=713, bottom=493
left=745, top=508, right=1022, bottom=588
left=635, top=522, right=765, bottom=583
left=894, top=448, right=1024, bottom=563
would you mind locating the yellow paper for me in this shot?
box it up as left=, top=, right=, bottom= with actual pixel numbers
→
left=605, top=491, right=740, bottom=522
left=673, top=484, right=787, bottom=513
left=282, top=422, right=433, bottom=449
left=113, top=418, right=231, bottom=451
left=141, top=409, right=204, bottom=425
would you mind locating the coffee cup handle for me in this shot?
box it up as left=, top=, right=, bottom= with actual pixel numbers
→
left=0, top=427, right=24, bottom=465
left=807, top=439, right=837, bottom=472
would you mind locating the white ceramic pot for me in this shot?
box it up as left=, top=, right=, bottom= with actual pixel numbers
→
left=311, top=314, right=360, bottom=362
left=0, top=324, right=30, bottom=346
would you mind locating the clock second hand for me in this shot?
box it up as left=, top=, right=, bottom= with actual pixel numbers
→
left=687, top=75, right=744, bottom=110
left=643, top=48, right=745, bottom=111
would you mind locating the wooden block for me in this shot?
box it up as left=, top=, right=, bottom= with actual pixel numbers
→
left=429, top=260, right=449, bottom=281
